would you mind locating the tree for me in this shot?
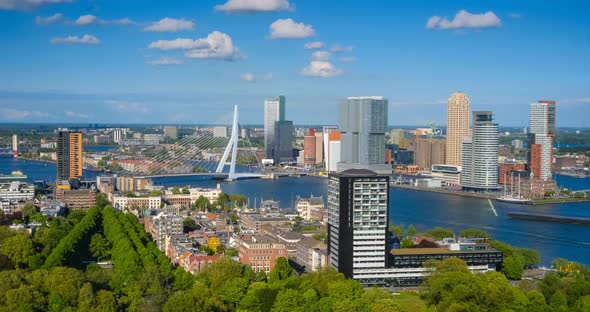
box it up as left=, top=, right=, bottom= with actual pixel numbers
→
left=312, top=232, right=327, bottom=242
left=389, top=224, right=404, bottom=237
left=149, top=190, right=164, bottom=197
left=208, top=237, right=221, bottom=253
left=2, top=234, right=34, bottom=268
left=407, top=224, right=417, bottom=237
left=544, top=190, right=556, bottom=198
left=269, top=257, right=294, bottom=284
left=272, top=288, right=305, bottom=312
left=425, top=227, right=454, bottom=240
left=229, top=194, right=248, bottom=208
left=502, top=256, right=524, bottom=280
left=182, top=187, right=190, bottom=195
left=172, top=187, right=181, bottom=195
left=194, top=196, right=210, bottom=212
left=216, top=193, right=230, bottom=208
left=549, top=290, right=569, bottom=312
left=574, top=295, right=590, bottom=312
left=95, top=193, right=110, bottom=209
left=183, top=218, right=197, bottom=233
left=89, top=233, right=111, bottom=261
left=460, top=228, right=490, bottom=239
left=400, top=237, right=414, bottom=248
left=22, top=203, right=36, bottom=218
left=95, top=290, right=117, bottom=312
left=77, top=282, right=95, bottom=312
left=517, top=248, right=540, bottom=268
left=224, top=247, right=239, bottom=258
left=526, top=290, right=548, bottom=312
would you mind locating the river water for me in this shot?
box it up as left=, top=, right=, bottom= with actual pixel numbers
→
left=1, top=155, right=588, bottom=265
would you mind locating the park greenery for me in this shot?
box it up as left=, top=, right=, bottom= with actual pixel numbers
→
left=0, top=197, right=588, bottom=311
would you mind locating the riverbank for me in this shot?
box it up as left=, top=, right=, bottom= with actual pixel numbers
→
left=389, top=184, right=498, bottom=199
left=390, top=184, right=590, bottom=205
left=532, top=197, right=590, bottom=205
left=17, top=156, right=56, bottom=164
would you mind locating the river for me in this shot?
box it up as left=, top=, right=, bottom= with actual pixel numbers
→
left=1, top=155, right=589, bottom=266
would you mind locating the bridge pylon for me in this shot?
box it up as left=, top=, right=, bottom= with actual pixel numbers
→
left=215, top=105, right=240, bottom=180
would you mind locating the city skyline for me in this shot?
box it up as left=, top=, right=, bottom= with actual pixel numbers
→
left=0, top=0, right=589, bottom=127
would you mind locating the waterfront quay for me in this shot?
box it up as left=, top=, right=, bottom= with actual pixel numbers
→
left=1, top=156, right=590, bottom=265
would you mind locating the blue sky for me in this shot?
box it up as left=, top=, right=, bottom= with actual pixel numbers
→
left=0, top=0, right=589, bottom=127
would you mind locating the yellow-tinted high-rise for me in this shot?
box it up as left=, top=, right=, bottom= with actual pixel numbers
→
left=445, top=92, right=470, bottom=166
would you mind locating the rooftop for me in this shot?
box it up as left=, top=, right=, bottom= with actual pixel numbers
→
left=337, top=169, right=378, bottom=176
left=390, top=247, right=499, bottom=256
left=347, top=96, right=385, bottom=100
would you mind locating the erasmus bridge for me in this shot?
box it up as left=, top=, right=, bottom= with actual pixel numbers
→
left=135, top=105, right=265, bottom=181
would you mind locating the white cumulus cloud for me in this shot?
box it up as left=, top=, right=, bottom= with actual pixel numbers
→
left=144, top=18, right=194, bottom=32
left=269, top=18, right=315, bottom=39
left=301, top=61, right=342, bottom=78
left=50, top=34, right=100, bottom=44
left=148, top=57, right=183, bottom=65
left=330, top=44, right=353, bottom=53
left=311, top=51, right=331, bottom=61
left=215, top=0, right=292, bottom=14
left=149, top=38, right=209, bottom=50
left=304, top=41, right=324, bottom=50
left=75, top=14, right=97, bottom=25
left=0, top=108, right=49, bottom=120
left=149, top=31, right=243, bottom=61
left=0, top=0, right=72, bottom=11
left=107, top=100, right=150, bottom=114
left=65, top=111, right=89, bottom=118
left=71, top=14, right=134, bottom=26
left=427, top=10, right=501, bottom=30
left=339, top=56, right=356, bottom=62
left=36, top=13, right=63, bottom=25
left=241, top=73, right=255, bottom=82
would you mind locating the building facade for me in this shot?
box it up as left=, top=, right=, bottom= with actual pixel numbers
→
left=431, top=164, right=462, bottom=187
left=57, top=129, right=83, bottom=180
left=56, top=189, right=96, bottom=209
left=304, top=130, right=317, bottom=166
left=274, top=120, right=294, bottom=164
left=264, top=95, right=286, bottom=160
left=461, top=111, right=499, bottom=191
left=528, top=101, right=556, bottom=181
left=446, top=92, right=470, bottom=167
left=164, top=126, right=178, bottom=140
left=327, top=130, right=341, bottom=172
left=338, top=97, right=390, bottom=173
left=237, top=234, right=289, bottom=274
left=415, top=138, right=446, bottom=171
left=328, top=169, right=390, bottom=279
left=499, top=163, right=527, bottom=185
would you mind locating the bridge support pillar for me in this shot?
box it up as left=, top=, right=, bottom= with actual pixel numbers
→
left=215, top=105, right=239, bottom=180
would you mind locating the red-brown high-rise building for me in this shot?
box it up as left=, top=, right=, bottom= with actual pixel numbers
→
left=499, top=163, right=526, bottom=185
left=528, top=101, right=556, bottom=181
left=304, top=135, right=317, bottom=165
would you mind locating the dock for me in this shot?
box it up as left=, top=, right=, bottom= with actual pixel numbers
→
left=508, top=212, right=590, bottom=226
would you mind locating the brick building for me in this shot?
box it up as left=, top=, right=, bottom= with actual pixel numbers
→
left=499, top=163, right=527, bottom=185
left=56, top=189, right=96, bottom=209
left=237, top=234, right=288, bottom=274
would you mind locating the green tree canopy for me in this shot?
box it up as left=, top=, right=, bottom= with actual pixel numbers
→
left=2, top=234, right=34, bottom=268
left=89, top=233, right=111, bottom=261
left=407, top=224, right=417, bottom=237
left=459, top=228, right=490, bottom=239
left=502, top=255, right=524, bottom=280
left=425, top=227, right=454, bottom=240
